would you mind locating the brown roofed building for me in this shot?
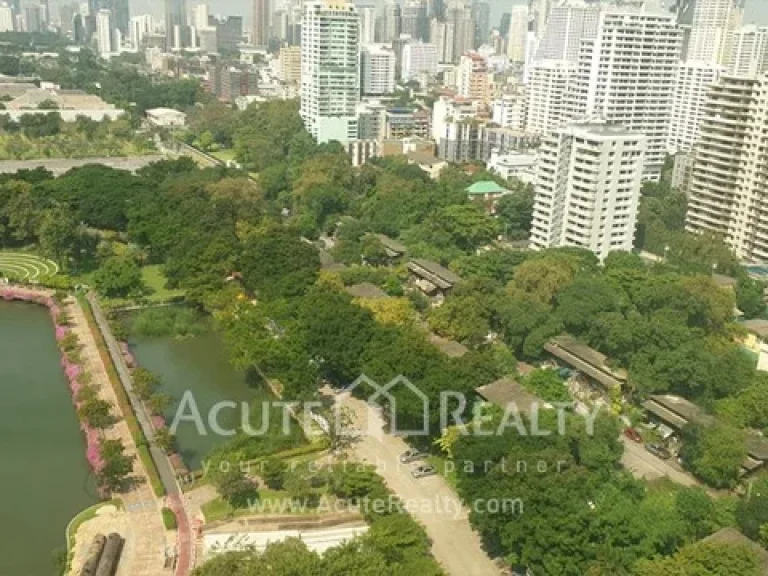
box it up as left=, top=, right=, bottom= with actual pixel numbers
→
left=475, top=377, right=550, bottom=414
left=701, top=528, right=768, bottom=572
left=345, top=282, right=389, bottom=300
left=407, top=258, right=462, bottom=298
left=544, top=334, right=627, bottom=391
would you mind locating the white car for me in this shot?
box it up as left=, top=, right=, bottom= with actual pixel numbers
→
left=399, top=449, right=426, bottom=464
left=410, top=464, right=436, bottom=479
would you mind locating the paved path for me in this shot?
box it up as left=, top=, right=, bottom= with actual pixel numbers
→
left=0, top=155, right=165, bottom=176
left=67, top=296, right=168, bottom=576
left=340, top=394, right=499, bottom=576
left=87, top=293, right=194, bottom=575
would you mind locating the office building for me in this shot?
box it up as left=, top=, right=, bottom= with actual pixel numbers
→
left=530, top=0, right=551, bottom=40
left=165, top=0, right=188, bottom=50
left=472, top=1, right=490, bottom=48
left=129, top=14, right=153, bottom=50
left=402, top=0, right=428, bottom=41
left=564, top=5, right=681, bottom=180
left=216, top=16, right=243, bottom=52
left=401, top=41, right=438, bottom=81
left=530, top=122, right=647, bottom=261
left=278, top=45, right=301, bottom=84
left=685, top=74, right=768, bottom=262
left=381, top=1, right=401, bottom=43
left=526, top=59, right=574, bottom=135
left=361, top=44, right=396, bottom=95
left=300, top=0, right=359, bottom=144
left=492, top=91, right=527, bottom=131
left=506, top=4, right=528, bottom=63
left=667, top=61, right=722, bottom=153
left=252, top=0, right=269, bottom=46
left=430, top=17, right=455, bottom=63
left=448, top=6, right=474, bottom=61
left=725, top=25, right=768, bottom=77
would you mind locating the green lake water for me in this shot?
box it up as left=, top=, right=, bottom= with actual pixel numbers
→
left=0, top=300, right=98, bottom=576
left=128, top=330, right=274, bottom=471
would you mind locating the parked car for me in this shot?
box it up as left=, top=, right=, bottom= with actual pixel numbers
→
left=400, top=449, right=426, bottom=464
left=645, top=443, right=671, bottom=460
left=624, top=427, right=643, bottom=443
left=410, top=464, right=437, bottom=478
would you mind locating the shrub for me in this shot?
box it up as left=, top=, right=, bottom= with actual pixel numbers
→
left=161, top=507, right=177, bottom=530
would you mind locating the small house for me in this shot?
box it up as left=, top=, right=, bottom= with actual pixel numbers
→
left=407, top=258, right=462, bottom=299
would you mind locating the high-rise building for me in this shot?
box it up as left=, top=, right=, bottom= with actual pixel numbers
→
left=499, top=12, right=510, bottom=38
left=685, top=74, right=768, bottom=262
left=278, top=45, right=301, bottom=84
left=530, top=122, right=647, bottom=261
left=430, top=17, right=454, bottom=63
left=381, top=1, right=401, bottom=43
left=471, top=1, right=490, bottom=48
left=252, top=0, right=269, bottom=46
left=96, top=8, right=112, bottom=56
left=24, top=3, right=42, bottom=32
left=216, top=16, right=243, bottom=53
left=447, top=5, right=473, bottom=62
left=530, top=0, right=551, bottom=39
left=361, top=44, right=396, bottom=95
left=564, top=5, right=682, bottom=180
left=506, top=4, right=528, bottom=63
left=457, top=51, right=489, bottom=101
left=526, top=59, right=574, bottom=135
left=165, top=0, right=188, bottom=50
left=535, top=0, right=600, bottom=63
left=682, top=0, right=744, bottom=64
left=402, top=41, right=439, bottom=81
left=300, top=0, right=359, bottom=145
left=401, top=1, right=427, bottom=42
left=359, top=4, right=376, bottom=45
left=725, top=25, right=768, bottom=77
left=129, top=14, right=153, bottom=50
left=0, top=2, right=13, bottom=32
left=667, top=61, right=723, bottom=153
left=103, top=0, right=128, bottom=34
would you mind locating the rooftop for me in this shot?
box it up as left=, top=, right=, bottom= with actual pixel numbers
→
left=408, top=258, right=462, bottom=287
left=344, top=282, right=389, bottom=300
left=475, top=377, right=548, bottom=414
left=466, top=180, right=509, bottom=196
left=544, top=334, right=627, bottom=390
left=374, top=234, right=406, bottom=255
left=428, top=333, right=469, bottom=358
left=712, top=273, right=738, bottom=288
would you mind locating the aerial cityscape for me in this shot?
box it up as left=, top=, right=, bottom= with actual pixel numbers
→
left=2, top=0, right=768, bottom=575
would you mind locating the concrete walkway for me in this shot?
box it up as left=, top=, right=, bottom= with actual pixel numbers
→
left=86, top=293, right=194, bottom=575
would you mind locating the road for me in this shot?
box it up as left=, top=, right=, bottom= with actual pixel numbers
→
left=620, top=437, right=699, bottom=487
left=87, top=293, right=193, bottom=576
left=340, top=394, right=499, bottom=576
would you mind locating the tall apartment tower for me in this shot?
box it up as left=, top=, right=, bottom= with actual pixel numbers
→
left=530, top=122, right=647, bottom=261
left=96, top=8, right=113, bottom=56
left=565, top=5, right=681, bottom=180
left=682, top=0, right=744, bottom=64
left=300, top=0, right=359, bottom=145
left=526, top=59, right=575, bottom=135
left=535, top=1, right=600, bottom=63
left=725, top=25, right=768, bottom=77
left=361, top=44, right=396, bottom=95
left=686, top=74, right=768, bottom=262
left=358, top=4, right=376, bottom=45
left=667, top=62, right=723, bottom=153
left=252, top=0, right=269, bottom=46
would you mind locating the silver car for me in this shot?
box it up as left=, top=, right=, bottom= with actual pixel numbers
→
left=411, top=464, right=437, bottom=479
left=400, top=449, right=426, bottom=464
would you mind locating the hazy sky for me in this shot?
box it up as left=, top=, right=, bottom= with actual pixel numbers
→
left=124, top=0, right=768, bottom=30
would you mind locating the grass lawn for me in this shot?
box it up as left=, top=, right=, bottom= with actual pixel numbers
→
left=210, top=148, right=236, bottom=163
left=201, top=489, right=327, bottom=522
left=81, top=264, right=185, bottom=308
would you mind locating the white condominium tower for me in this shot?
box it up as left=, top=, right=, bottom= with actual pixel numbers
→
left=300, top=0, right=360, bottom=145
left=535, top=0, right=600, bottom=63
left=96, top=9, right=113, bottom=57
left=725, top=25, right=768, bottom=77
left=526, top=59, right=575, bottom=135
left=506, top=5, right=529, bottom=63
left=360, top=44, right=396, bottom=96
left=530, top=122, right=647, bottom=261
left=686, top=74, right=768, bottom=262
left=668, top=62, right=723, bottom=153
left=680, top=0, right=744, bottom=65
left=564, top=4, right=681, bottom=180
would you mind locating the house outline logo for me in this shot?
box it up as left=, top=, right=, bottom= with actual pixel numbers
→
left=345, top=374, right=430, bottom=436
